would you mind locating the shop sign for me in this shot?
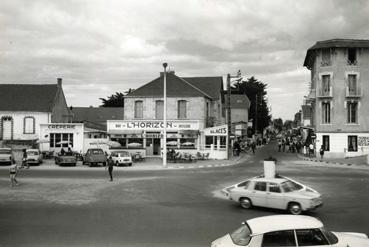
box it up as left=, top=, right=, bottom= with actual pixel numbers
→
left=358, top=136, right=369, bottom=146
left=108, top=120, right=200, bottom=131
left=47, top=124, right=76, bottom=129
left=204, top=125, right=228, bottom=136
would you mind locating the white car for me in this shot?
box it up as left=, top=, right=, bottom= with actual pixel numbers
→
left=26, top=149, right=43, bottom=165
left=211, top=215, right=369, bottom=247
left=0, top=148, right=14, bottom=165
left=111, top=151, right=133, bottom=166
left=222, top=175, right=322, bottom=215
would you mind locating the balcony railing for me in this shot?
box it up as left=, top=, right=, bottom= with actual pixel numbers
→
left=346, top=87, right=362, bottom=98
left=317, top=86, right=333, bottom=98
left=320, top=60, right=332, bottom=67
left=347, top=60, right=358, bottom=66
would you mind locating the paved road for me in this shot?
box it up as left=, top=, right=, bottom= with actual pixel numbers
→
left=0, top=142, right=368, bottom=246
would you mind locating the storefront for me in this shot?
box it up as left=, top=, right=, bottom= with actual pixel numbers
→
left=203, top=124, right=228, bottom=159
left=107, top=120, right=200, bottom=157
left=39, top=123, right=84, bottom=154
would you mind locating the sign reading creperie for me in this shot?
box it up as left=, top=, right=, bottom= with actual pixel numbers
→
left=47, top=124, right=76, bottom=129
left=108, top=120, right=200, bottom=131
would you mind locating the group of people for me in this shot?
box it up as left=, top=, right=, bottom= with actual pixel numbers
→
left=233, top=139, right=256, bottom=156
left=277, top=137, right=326, bottom=160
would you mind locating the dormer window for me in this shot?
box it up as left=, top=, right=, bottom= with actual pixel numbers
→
left=347, top=48, right=357, bottom=65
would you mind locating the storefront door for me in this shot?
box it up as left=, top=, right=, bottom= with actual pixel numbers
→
left=153, top=138, right=161, bottom=155
left=146, top=138, right=153, bottom=156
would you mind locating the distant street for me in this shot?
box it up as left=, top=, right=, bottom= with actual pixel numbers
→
left=0, top=141, right=368, bottom=247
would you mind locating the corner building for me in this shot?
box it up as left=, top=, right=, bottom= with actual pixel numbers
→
left=304, top=39, right=369, bottom=158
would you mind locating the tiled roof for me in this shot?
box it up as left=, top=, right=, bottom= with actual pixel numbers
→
left=304, top=39, right=369, bottom=68
left=224, top=94, right=250, bottom=109
left=71, top=107, right=124, bottom=124
left=127, top=73, right=218, bottom=99
left=0, top=84, right=58, bottom=112
left=182, top=77, right=223, bottom=100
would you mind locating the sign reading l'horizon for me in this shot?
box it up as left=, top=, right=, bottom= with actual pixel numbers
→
left=107, top=120, right=200, bottom=132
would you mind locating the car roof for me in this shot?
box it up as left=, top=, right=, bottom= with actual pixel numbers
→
left=247, top=215, right=323, bottom=235
left=0, top=148, right=11, bottom=150
left=26, top=149, right=39, bottom=152
left=252, top=177, right=288, bottom=183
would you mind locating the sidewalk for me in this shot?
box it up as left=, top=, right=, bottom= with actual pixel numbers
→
left=297, top=153, right=369, bottom=169
left=0, top=153, right=250, bottom=171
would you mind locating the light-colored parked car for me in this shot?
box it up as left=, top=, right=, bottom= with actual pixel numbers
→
left=222, top=174, right=322, bottom=215
left=0, top=148, right=14, bottom=165
left=211, top=215, right=369, bottom=247
left=111, top=151, right=133, bottom=166
left=83, top=148, right=107, bottom=167
left=26, top=149, right=42, bottom=165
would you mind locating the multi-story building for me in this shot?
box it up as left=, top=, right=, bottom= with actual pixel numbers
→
left=107, top=71, right=230, bottom=159
left=304, top=39, right=369, bottom=158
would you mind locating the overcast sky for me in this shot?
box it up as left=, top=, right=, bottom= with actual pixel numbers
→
left=1, top=0, right=368, bottom=120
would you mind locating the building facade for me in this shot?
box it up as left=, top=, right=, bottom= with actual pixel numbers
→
left=304, top=39, right=369, bottom=157
left=107, top=71, right=229, bottom=159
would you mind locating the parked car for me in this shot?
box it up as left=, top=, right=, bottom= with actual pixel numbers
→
left=222, top=174, right=322, bottom=215
left=110, top=151, right=132, bottom=166
left=26, top=149, right=42, bottom=165
left=83, top=148, right=107, bottom=167
left=55, top=151, right=77, bottom=166
left=211, top=215, right=369, bottom=247
left=0, top=148, right=14, bottom=165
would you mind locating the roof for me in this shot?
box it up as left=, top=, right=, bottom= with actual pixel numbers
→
left=71, top=107, right=123, bottom=123
left=225, top=94, right=250, bottom=109
left=127, top=73, right=219, bottom=99
left=304, top=39, right=369, bottom=68
left=247, top=215, right=323, bottom=235
left=0, top=84, right=58, bottom=112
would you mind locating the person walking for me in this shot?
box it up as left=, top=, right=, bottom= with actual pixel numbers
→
left=105, top=156, right=114, bottom=181
left=10, top=162, right=19, bottom=187
left=309, top=143, right=314, bottom=157
left=319, top=145, right=325, bottom=161
left=21, top=149, right=29, bottom=169
left=251, top=141, right=256, bottom=154
left=278, top=139, right=282, bottom=152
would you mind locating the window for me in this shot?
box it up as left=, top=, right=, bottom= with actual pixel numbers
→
left=348, top=135, right=358, bottom=152
left=347, top=101, right=358, bottom=123
left=322, top=102, right=330, bottom=124
left=348, top=74, right=357, bottom=95
left=127, top=138, right=143, bottom=149
left=262, top=230, right=296, bottom=246
left=205, top=136, right=215, bottom=149
left=49, top=133, right=73, bottom=148
left=321, top=49, right=331, bottom=66
left=237, top=180, right=251, bottom=189
left=155, top=100, right=163, bottom=119
left=322, top=135, right=330, bottom=151
left=24, top=117, right=35, bottom=134
left=268, top=183, right=281, bottom=193
left=321, top=75, right=330, bottom=94
left=296, top=229, right=329, bottom=246
left=230, top=224, right=252, bottom=246
left=320, top=228, right=339, bottom=245
left=347, top=48, right=357, bottom=65
left=134, top=101, right=143, bottom=119
left=177, top=100, right=187, bottom=119
left=254, top=182, right=267, bottom=191
left=220, top=136, right=226, bottom=149
left=281, top=180, right=303, bottom=192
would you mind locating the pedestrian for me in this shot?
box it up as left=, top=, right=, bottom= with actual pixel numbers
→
left=105, top=155, right=114, bottom=181
left=60, top=147, right=65, bottom=156
left=251, top=141, right=256, bottom=154
left=282, top=139, right=286, bottom=152
left=278, top=139, right=282, bottom=152
left=309, top=143, right=314, bottom=157
left=10, top=161, right=19, bottom=187
left=21, top=149, right=29, bottom=169
left=319, top=145, right=325, bottom=160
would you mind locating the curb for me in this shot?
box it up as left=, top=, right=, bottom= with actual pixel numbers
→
left=297, top=154, right=366, bottom=168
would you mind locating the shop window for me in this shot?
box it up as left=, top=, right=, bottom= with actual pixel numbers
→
left=205, top=136, right=215, bottom=149
left=322, top=135, right=330, bottom=151
left=24, top=116, right=35, bottom=134
left=180, top=138, right=195, bottom=149
left=49, top=133, right=73, bottom=148
left=348, top=135, right=357, bottom=152
left=155, top=100, right=164, bottom=119
left=134, top=101, right=143, bottom=119
left=347, top=101, right=358, bottom=123
left=322, top=102, right=330, bottom=124
left=167, top=138, right=178, bottom=147
left=127, top=138, right=143, bottom=149
left=177, top=100, right=187, bottom=119
left=219, top=136, right=226, bottom=149
left=111, top=138, right=127, bottom=148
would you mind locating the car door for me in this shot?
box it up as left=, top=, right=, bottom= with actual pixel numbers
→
left=266, top=182, right=286, bottom=209
left=295, top=229, right=331, bottom=247
left=251, top=181, right=267, bottom=207
left=262, top=230, right=297, bottom=246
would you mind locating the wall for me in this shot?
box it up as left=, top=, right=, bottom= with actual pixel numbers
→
left=0, top=111, right=50, bottom=140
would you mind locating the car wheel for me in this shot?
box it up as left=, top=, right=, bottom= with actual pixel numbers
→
left=288, top=202, right=302, bottom=215
left=239, top=198, right=252, bottom=209
left=129, top=163, right=132, bottom=166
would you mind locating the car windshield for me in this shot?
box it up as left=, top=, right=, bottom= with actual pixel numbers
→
left=90, top=150, right=104, bottom=154
left=230, top=223, right=252, bottom=246
left=281, top=180, right=303, bottom=192
left=118, top=152, right=130, bottom=157
left=320, top=228, right=339, bottom=244
left=0, top=149, right=11, bottom=154
left=27, top=151, right=39, bottom=155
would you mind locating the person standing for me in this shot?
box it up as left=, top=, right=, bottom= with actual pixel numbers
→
left=251, top=141, right=256, bottom=154
left=106, top=156, right=114, bottom=181
left=10, top=162, right=19, bottom=187
left=278, top=139, right=282, bottom=152
left=309, top=143, right=314, bottom=157
left=319, top=145, right=325, bottom=160
left=21, top=149, right=29, bottom=169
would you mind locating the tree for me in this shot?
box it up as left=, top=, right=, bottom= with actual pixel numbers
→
left=273, top=118, right=283, bottom=133
left=99, top=88, right=136, bottom=107
left=231, top=76, right=271, bottom=136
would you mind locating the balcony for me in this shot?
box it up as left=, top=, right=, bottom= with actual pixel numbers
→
left=346, top=87, right=362, bottom=98
left=347, top=60, right=358, bottom=66
left=320, top=60, right=331, bottom=67
left=317, top=86, right=333, bottom=98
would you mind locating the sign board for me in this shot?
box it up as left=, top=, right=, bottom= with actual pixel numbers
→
left=107, top=120, right=200, bottom=132
left=204, top=125, right=227, bottom=136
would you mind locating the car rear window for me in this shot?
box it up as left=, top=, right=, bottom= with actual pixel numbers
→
left=230, top=224, right=252, bottom=246
left=281, top=180, right=303, bottom=192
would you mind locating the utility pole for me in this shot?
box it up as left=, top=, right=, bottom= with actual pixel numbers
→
left=163, top=62, right=168, bottom=167
left=227, top=74, right=231, bottom=160
left=255, top=94, right=258, bottom=135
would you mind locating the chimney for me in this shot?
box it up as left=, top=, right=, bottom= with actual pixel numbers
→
left=57, top=78, right=62, bottom=87
left=160, top=70, right=175, bottom=77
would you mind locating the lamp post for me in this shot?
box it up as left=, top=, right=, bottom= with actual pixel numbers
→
left=163, top=62, right=168, bottom=167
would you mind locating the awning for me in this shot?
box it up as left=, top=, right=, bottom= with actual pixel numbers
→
left=108, top=130, right=143, bottom=135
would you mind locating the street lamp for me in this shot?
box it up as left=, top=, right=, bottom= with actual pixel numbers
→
left=163, top=62, right=168, bottom=167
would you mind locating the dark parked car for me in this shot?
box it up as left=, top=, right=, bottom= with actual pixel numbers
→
left=83, top=148, right=107, bottom=167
